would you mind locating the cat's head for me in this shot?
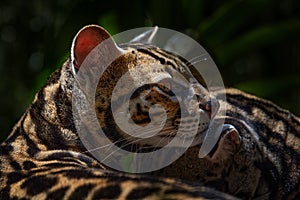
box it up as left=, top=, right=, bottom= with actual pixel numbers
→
left=71, top=25, right=219, bottom=151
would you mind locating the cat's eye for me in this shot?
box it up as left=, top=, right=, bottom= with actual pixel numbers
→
left=157, top=78, right=188, bottom=99
left=156, top=78, right=177, bottom=98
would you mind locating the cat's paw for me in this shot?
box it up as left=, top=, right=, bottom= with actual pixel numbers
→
left=207, top=124, right=241, bottom=163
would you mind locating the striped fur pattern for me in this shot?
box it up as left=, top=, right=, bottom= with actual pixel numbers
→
left=93, top=43, right=213, bottom=151
left=0, top=25, right=237, bottom=200
left=1, top=24, right=300, bottom=199
left=151, top=88, right=300, bottom=199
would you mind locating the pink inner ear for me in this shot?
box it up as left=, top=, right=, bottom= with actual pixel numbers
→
left=73, top=26, right=109, bottom=69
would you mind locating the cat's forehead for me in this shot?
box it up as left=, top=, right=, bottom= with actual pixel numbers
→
left=121, top=44, right=194, bottom=83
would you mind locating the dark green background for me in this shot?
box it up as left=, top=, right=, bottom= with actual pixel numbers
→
left=1, top=0, right=300, bottom=142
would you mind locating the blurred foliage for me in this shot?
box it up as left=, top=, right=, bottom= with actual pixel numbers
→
left=0, top=0, right=300, bottom=142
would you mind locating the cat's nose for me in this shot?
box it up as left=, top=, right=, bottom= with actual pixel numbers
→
left=199, top=98, right=219, bottom=118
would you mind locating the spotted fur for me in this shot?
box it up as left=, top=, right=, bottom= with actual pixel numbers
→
left=151, top=88, right=300, bottom=199
left=0, top=25, right=237, bottom=200
left=1, top=24, right=299, bottom=200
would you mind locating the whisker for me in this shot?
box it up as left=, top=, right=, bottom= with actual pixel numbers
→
left=83, top=124, right=167, bottom=153
left=83, top=122, right=183, bottom=163
left=154, top=130, right=176, bottom=148
left=101, top=136, right=149, bottom=162
left=187, top=54, right=209, bottom=66
left=85, top=126, right=162, bottom=155
left=100, top=128, right=181, bottom=162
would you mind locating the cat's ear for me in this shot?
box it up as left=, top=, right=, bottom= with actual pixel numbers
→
left=130, top=26, right=158, bottom=44
left=207, top=124, right=241, bottom=163
left=71, top=25, right=121, bottom=70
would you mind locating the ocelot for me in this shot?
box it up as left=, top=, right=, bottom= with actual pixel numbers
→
left=0, top=24, right=299, bottom=200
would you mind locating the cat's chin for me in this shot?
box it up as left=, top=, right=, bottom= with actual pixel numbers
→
left=161, top=132, right=205, bottom=148
left=124, top=130, right=204, bottom=149
left=159, top=121, right=209, bottom=148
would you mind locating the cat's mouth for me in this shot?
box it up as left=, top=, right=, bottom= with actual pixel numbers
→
left=158, top=109, right=211, bottom=147
left=176, top=98, right=220, bottom=147
left=119, top=96, right=215, bottom=149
